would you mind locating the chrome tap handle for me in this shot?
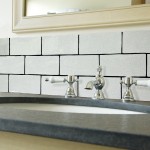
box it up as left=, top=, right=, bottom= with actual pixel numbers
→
left=136, top=80, right=150, bottom=87
left=121, top=77, right=136, bottom=87
left=46, top=75, right=77, bottom=98
left=65, top=75, right=77, bottom=98
left=121, top=77, right=136, bottom=102
left=66, top=75, right=78, bottom=83
left=121, top=77, right=150, bottom=101
left=45, top=77, right=66, bottom=83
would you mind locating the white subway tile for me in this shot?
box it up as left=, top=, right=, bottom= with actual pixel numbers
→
left=10, top=37, right=41, bottom=55
left=26, top=56, right=59, bottom=75
left=104, top=77, right=121, bottom=99
left=123, top=31, right=150, bottom=53
left=43, top=35, right=78, bottom=55
left=148, top=55, right=150, bottom=76
left=80, top=32, right=121, bottom=54
left=100, top=54, right=146, bottom=76
left=60, top=55, right=99, bottom=75
left=79, top=77, right=121, bottom=99
left=122, top=78, right=150, bottom=101
left=0, top=38, right=9, bottom=55
left=9, top=75, right=40, bottom=94
left=0, top=75, right=8, bottom=92
left=0, top=56, right=24, bottom=74
left=42, top=76, right=77, bottom=96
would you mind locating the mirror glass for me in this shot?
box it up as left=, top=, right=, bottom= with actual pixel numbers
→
left=25, top=0, right=145, bottom=16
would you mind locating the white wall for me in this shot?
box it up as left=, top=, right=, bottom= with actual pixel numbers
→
left=1, top=0, right=150, bottom=38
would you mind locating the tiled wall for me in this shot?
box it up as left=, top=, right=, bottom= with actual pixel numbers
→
left=0, top=31, right=150, bottom=101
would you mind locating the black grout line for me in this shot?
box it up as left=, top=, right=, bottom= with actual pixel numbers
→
left=59, top=55, right=60, bottom=75
left=120, top=77, right=122, bottom=99
left=128, top=76, right=148, bottom=78
left=146, top=54, right=148, bottom=77
left=4, top=53, right=150, bottom=57
left=78, top=35, right=80, bottom=55
left=0, top=74, right=42, bottom=77
left=40, top=75, right=42, bottom=95
left=77, top=76, right=79, bottom=97
left=8, top=75, right=9, bottom=93
left=121, top=32, right=123, bottom=54
left=41, top=37, right=42, bottom=55
left=0, top=74, right=26, bottom=75
left=99, top=53, right=149, bottom=55
left=0, top=54, right=10, bottom=57
left=104, top=76, right=149, bottom=78
left=0, top=73, right=148, bottom=78
left=104, top=76, right=123, bottom=78
left=9, top=38, right=10, bottom=55
left=24, top=56, right=26, bottom=74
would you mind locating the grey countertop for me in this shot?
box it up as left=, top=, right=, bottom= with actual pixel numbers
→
left=0, top=93, right=150, bottom=150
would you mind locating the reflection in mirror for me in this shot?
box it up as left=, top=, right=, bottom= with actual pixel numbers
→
left=25, top=0, right=145, bottom=16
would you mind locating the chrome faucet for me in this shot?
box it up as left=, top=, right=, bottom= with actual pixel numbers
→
left=45, top=75, right=77, bottom=98
left=121, top=77, right=150, bottom=102
left=64, top=75, right=77, bottom=98
left=121, top=77, right=136, bottom=102
left=85, top=66, right=105, bottom=99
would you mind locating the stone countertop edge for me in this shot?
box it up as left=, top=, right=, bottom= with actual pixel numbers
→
left=0, top=93, right=150, bottom=150
left=0, top=117, right=149, bottom=150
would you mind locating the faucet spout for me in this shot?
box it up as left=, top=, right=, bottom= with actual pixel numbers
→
left=85, top=81, right=94, bottom=90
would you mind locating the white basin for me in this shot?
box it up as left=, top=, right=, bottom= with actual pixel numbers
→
left=0, top=103, right=145, bottom=114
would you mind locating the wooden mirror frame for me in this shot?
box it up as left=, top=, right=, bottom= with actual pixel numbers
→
left=12, top=0, right=150, bottom=33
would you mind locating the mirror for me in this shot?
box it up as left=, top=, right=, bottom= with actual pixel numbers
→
left=25, top=0, right=145, bottom=16
left=12, top=0, right=150, bottom=33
